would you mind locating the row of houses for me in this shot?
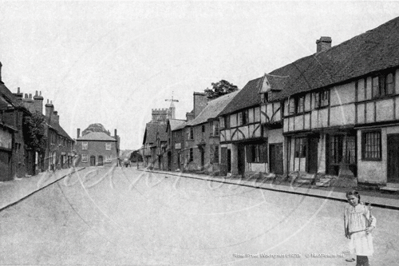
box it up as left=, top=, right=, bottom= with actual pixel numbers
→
left=0, top=62, right=75, bottom=181
left=142, top=17, right=399, bottom=189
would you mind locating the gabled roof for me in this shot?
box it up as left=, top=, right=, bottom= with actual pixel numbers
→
left=142, top=122, right=168, bottom=144
left=268, top=16, right=399, bottom=101
left=167, top=119, right=186, bottom=132
left=0, top=84, right=20, bottom=108
left=76, top=131, right=116, bottom=141
left=187, top=90, right=239, bottom=126
left=219, top=78, right=262, bottom=116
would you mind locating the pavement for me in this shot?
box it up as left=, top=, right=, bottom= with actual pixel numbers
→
left=140, top=168, right=399, bottom=210
left=0, top=167, right=85, bottom=212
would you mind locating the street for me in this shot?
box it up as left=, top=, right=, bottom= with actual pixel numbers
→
left=0, top=167, right=398, bottom=266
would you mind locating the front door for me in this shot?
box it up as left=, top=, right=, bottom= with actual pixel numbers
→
left=98, top=155, right=103, bottom=166
left=90, top=155, right=96, bottom=166
left=307, top=136, right=318, bottom=174
left=237, top=145, right=245, bottom=175
left=227, top=149, right=232, bottom=172
left=201, top=149, right=205, bottom=170
left=0, top=151, right=11, bottom=181
left=388, top=134, right=399, bottom=183
left=270, top=143, right=283, bottom=174
left=167, top=151, right=171, bottom=171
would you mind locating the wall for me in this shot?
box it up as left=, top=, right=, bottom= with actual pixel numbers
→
left=77, top=140, right=118, bottom=167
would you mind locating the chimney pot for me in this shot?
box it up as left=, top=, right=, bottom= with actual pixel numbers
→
left=316, top=36, right=332, bottom=53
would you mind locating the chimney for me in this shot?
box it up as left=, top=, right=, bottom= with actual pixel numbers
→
left=186, top=111, right=194, bottom=121
left=53, top=110, right=59, bottom=124
left=13, top=87, right=23, bottom=101
left=316, top=36, right=332, bottom=53
left=45, top=99, right=54, bottom=118
left=33, top=91, right=44, bottom=114
left=0, top=62, right=3, bottom=84
left=77, top=128, right=80, bottom=138
left=193, top=92, right=208, bottom=118
left=114, top=129, right=117, bottom=138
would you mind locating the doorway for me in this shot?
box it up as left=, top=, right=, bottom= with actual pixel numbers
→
left=270, top=143, right=283, bottom=174
left=90, top=155, right=96, bottom=166
left=388, top=134, right=399, bottom=183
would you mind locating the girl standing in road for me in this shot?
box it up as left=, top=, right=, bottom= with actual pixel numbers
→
left=344, top=190, right=376, bottom=266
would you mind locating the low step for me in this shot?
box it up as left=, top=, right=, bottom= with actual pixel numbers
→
left=380, top=186, right=399, bottom=192
left=296, top=179, right=313, bottom=184
left=315, top=181, right=330, bottom=187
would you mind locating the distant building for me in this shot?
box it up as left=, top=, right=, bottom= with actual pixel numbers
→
left=75, top=128, right=119, bottom=167
left=141, top=107, right=174, bottom=169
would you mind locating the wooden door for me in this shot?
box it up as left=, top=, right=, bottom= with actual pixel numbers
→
left=90, top=155, right=96, bottom=166
left=307, top=136, right=318, bottom=174
left=0, top=151, right=11, bottom=181
left=388, top=134, right=399, bottom=183
left=227, top=149, right=232, bottom=172
left=270, top=143, right=283, bottom=174
left=238, top=145, right=245, bottom=175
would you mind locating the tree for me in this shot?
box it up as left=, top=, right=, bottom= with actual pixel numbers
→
left=204, top=79, right=238, bottom=100
left=82, top=123, right=110, bottom=136
left=23, top=112, right=47, bottom=153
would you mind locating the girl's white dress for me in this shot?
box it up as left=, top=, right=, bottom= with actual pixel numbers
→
left=344, top=203, right=376, bottom=256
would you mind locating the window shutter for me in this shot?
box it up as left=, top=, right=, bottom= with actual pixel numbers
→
left=246, top=145, right=253, bottom=163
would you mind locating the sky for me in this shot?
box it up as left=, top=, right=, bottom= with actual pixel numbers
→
left=0, top=1, right=398, bottom=150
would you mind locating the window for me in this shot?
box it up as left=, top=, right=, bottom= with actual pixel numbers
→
left=220, top=117, right=225, bottom=129
left=105, top=143, right=111, bottom=150
left=296, top=96, right=305, bottom=114
left=213, top=145, right=219, bottom=163
left=82, top=142, right=88, bottom=150
left=225, top=116, right=230, bottom=128
left=82, top=154, right=88, bottom=162
left=190, top=128, right=194, bottom=139
left=294, top=138, right=306, bottom=158
left=189, top=148, right=193, bottom=162
left=362, top=131, right=381, bottom=160
left=372, top=72, right=395, bottom=98
left=288, top=98, right=296, bottom=115
left=261, top=93, right=268, bottom=103
left=202, top=125, right=205, bottom=133
left=214, top=122, right=219, bottom=136
left=237, top=110, right=249, bottom=126
left=105, top=155, right=112, bottom=162
left=246, top=143, right=267, bottom=163
left=314, top=90, right=329, bottom=108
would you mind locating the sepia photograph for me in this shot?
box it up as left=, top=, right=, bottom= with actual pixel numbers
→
left=0, top=1, right=399, bottom=265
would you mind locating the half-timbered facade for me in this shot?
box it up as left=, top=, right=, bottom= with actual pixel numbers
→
left=219, top=78, right=266, bottom=176
left=259, top=17, right=399, bottom=187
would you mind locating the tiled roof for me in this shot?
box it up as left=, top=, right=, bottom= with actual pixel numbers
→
left=76, top=131, right=116, bottom=141
left=269, top=16, right=399, bottom=101
left=168, top=119, right=186, bottom=131
left=142, top=122, right=168, bottom=144
left=219, top=78, right=262, bottom=116
left=0, top=84, right=20, bottom=108
left=187, top=90, right=239, bottom=126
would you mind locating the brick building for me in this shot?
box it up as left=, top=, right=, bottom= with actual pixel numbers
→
left=75, top=128, right=119, bottom=167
